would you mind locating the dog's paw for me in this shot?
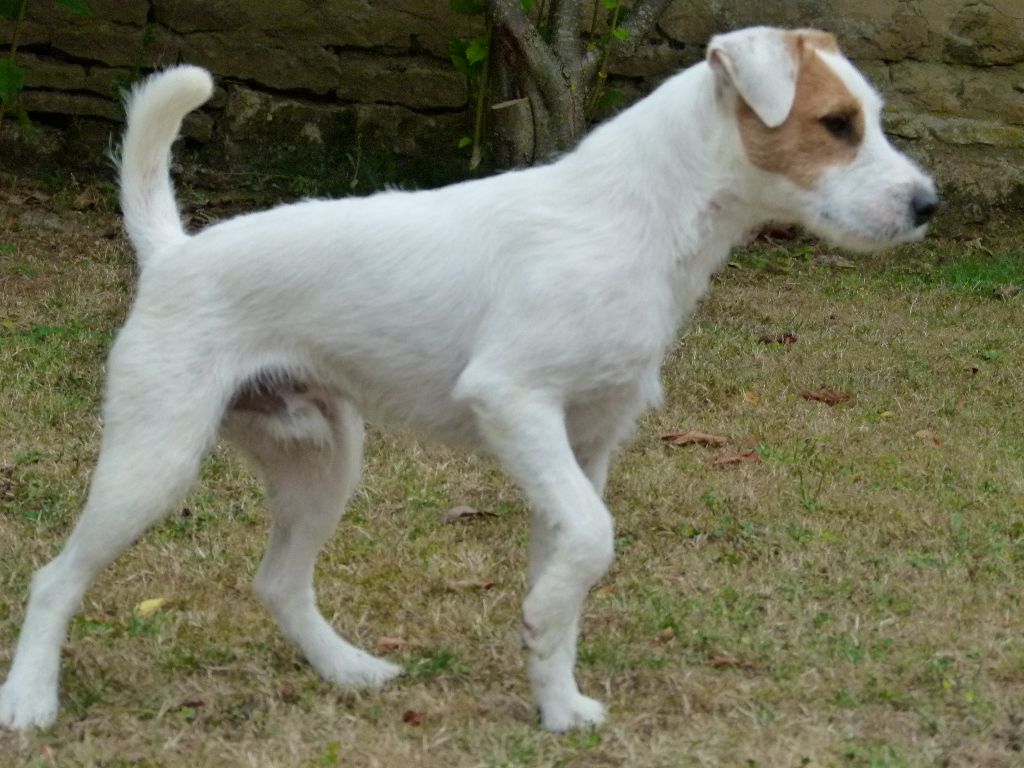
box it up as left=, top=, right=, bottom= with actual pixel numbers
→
left=0, top=680, right=58, bottom=731
left=316, top=649, right=404, bottom=690
left=539, top=693, right=606, bottom=733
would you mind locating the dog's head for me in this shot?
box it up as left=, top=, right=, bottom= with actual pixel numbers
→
left=708, top=26, right=937, bottom=251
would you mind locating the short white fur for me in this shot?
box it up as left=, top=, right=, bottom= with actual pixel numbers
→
left=0, top=27, right=935, bottom=733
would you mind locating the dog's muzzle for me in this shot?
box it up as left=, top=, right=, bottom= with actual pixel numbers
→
left=910, top=187, right=939, bottom=227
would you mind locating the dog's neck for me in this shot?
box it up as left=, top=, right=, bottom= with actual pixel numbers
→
left=560, top=63, right=765, bottom=316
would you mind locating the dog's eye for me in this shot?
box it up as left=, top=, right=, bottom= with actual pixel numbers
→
left=820, top=112, right=855, bottom=141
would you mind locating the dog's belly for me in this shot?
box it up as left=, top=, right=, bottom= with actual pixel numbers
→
left=225, top=348, right=660, bottom=455
left=226, top=363, right=482, bottom=449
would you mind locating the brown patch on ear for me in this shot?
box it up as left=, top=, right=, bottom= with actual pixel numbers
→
left=737, top=30, right=863, bottom=188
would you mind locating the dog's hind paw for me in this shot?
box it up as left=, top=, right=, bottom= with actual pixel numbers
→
left=0, top=680, right=58, bottom=731
left=539, top=693, right=606, bottom=732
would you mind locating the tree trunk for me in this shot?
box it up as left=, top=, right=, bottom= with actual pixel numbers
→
left=485, top=0, right=672, bottom=167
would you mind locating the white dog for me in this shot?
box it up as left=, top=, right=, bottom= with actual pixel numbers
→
left=0, top=26, right=936, bottom=732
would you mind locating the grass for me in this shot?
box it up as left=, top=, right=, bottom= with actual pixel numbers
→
left=1, top=178, right=1023, bottom=766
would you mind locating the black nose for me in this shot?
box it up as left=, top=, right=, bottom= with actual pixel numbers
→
left=911, top=189, right=939, bottom=227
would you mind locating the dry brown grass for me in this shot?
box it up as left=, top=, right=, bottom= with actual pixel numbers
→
left=1, top=182, right=1023, bottom=767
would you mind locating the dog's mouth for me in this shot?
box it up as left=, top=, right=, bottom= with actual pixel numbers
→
left=812, top=210, right=929, bottom=253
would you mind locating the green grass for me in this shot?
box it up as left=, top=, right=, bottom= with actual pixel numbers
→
left=1, top=185, right=1023, bottom=766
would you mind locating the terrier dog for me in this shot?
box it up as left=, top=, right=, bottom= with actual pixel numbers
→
left=0, top=26, right=936, bottom=732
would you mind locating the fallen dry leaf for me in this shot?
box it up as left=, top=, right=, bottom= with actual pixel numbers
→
left=915, top=429, right=941, bottom=447
left=652, top=627, right=675, bottom=645
left=72, top=187, right=105, bottom=211
left=757, top=331, right=798, bottom=344
left=813, top=253, right=856, bottom=269
left=375, top=636, right=408, bottom=654
left=278, top=683, right=299, bottom=703
left=800, top=387, right=852, bottom=406
left=993, top=285, right=1021, bottom=300
left=710, top=654, right=756, bottom=670
left=660, top=430, right=728, bottom=447
left=711, top=450, right=759, bottom=467
left=402, top=709, right=426, bottom=726
left=446, top=579, right=496, bottom=592
left=439, top=505, right=496, bottom=524
left=134, top=597, right=169, bottom=618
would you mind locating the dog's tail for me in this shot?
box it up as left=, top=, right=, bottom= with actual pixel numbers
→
left=117, top=65, right=214, bottom=267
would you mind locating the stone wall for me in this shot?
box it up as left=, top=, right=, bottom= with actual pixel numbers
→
left=1, top=0, right=1021, bottom=210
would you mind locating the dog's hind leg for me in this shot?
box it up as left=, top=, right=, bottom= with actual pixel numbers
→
left=244, top=399, right=402, bottom=689
left=0, top=347, right=225, bottom=730
left=457, top=375, right=615, bottom=732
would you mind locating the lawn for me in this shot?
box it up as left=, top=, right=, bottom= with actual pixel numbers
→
left=1, top=178, right=1022, bottom=767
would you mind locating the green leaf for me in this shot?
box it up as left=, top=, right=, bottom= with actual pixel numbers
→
left=600, top=0, right=620, bottom=8
left=612, top=26, right=629, bottom=41
left=448, top=37, right=473, bottom=78
left=519, top=0, right=535, bottom=9
left=449, top=0, right=485, bottom=15
left=53, top=0, right=91, bottom=15
left=448, top=36, right=485, bottom=79
left=0, top=0, right=23, bottom=20
left=465, top=36, right=489, bottom=65
left=458, top=136, right=472, bottom=149
left=0, top=58, right=26, bottom=103
left=448, top=36, right=468, bottom=58
left=595, top=87, right=625, bottom=111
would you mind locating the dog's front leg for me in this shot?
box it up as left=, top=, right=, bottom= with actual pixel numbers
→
left=459, top=379, right=615, bottom=731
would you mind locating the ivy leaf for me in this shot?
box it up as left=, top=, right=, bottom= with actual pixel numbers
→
left=0, top=0, right=23, bottom=21
left=612, top=26, right=629, bottom=41
left=595, top=86, right=625, bottom=111
left=448, top=36, right=485, bottom=79
left=449, top=0, right=485, bottom=15
left=448, top=37, right=472, bottom=77
left=0, top=58, right=26, bottom=103
left=53, top=0, right=91, bottom=16
left=465, top=36, right=489, bottom=65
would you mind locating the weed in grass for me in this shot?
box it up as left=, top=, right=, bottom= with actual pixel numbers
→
left=841, top=741, right=912, bottom=767
left=313, top=740, right=342, bottom=767
left=787, top=522, right=813, bottom=544
left=408, top=648, right=468, bottom=681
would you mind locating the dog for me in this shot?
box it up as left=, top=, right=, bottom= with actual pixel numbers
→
left=0, top=26, right=936, bottom=732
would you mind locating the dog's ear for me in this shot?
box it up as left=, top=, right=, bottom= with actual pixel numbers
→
left=707, top=26, right=799, bottom=129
